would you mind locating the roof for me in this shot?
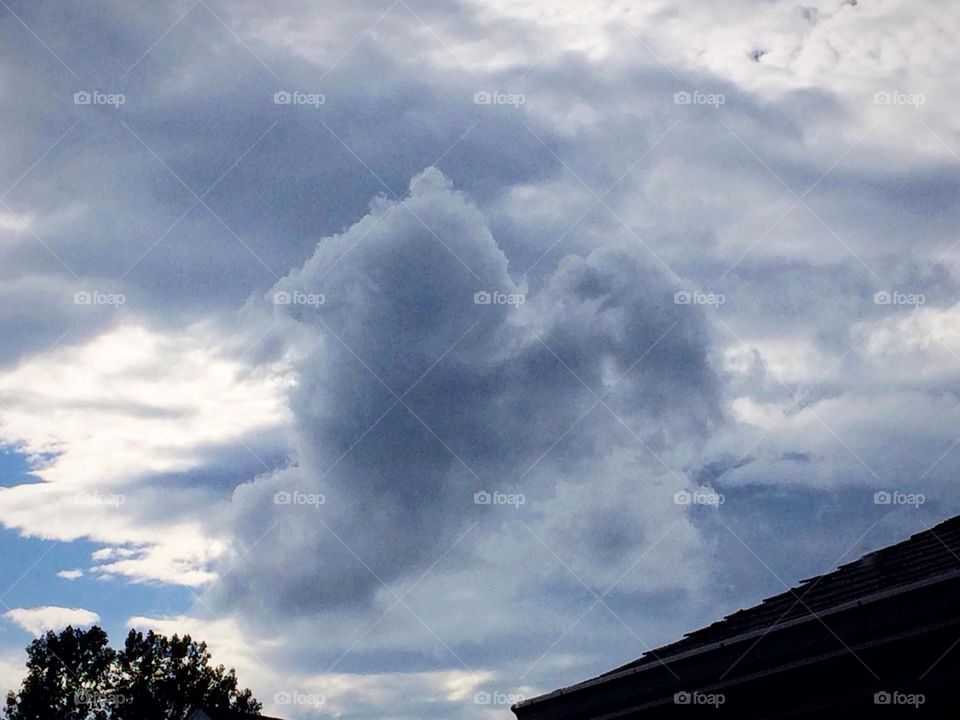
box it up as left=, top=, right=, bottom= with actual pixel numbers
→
left=516, top=513, right=960, bottom=710
left=189, top=708, right=285, bottom=720
left=611, top=513, right=960, bottom=675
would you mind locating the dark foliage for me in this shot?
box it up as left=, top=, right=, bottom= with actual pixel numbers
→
left=3, top=626, right=262, bottom=720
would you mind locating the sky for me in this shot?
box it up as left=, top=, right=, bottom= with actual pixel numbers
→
left=0, top=0, right=959, bottom=717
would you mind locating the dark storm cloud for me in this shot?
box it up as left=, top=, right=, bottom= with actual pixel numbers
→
left=215, top=167, right=722, bottom=615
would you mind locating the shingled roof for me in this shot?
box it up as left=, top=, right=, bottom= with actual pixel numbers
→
left=514, top=513, right=960, bottom=718
left=188, top=708, right=285, bottom=720
left=608, top=513, right=960, bottom=676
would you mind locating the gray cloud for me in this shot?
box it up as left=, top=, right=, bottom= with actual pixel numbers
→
left=215, top=167, right=721, bottom=616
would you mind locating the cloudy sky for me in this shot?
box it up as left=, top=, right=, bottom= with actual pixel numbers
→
left=0, top=0, right=958, bottom=717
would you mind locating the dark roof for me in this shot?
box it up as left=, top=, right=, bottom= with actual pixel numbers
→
left=517, top=513, right=960, bottom=710
left=608, top=513, right=960, bottom=676
left=192, top=709, right=284, bottom=720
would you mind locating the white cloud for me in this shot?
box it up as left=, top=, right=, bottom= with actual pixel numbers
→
left=0, top=323, right=292, bottom=487
left=90, top=539, right=224, bottom=587
left=0, top=213, right=29, bottom=235
left=859, top=302, right=960, bottom=379
left=281, top=669, right=501, bottom=718
left=4, top=606, right=100, bottom=636
left=725, top=337, right=837, bottom=385
left=127, top=615, right=269, bottom=685
left=0, top=651, right=24, bottom=698
left=127, top=613, right=521, bottom=719
left=0, top=323, right=291, bottom=585
left=56, top=569, right=83, bottom=580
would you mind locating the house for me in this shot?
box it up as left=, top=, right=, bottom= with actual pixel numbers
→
left=513, top=514, right=960, bottom=718
left=188, top=708, right=285, bottom=720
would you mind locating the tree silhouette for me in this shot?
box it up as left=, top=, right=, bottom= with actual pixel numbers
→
left=3, top=625, right=114, bottom=720
left=3, top=626, right=262, bottom=720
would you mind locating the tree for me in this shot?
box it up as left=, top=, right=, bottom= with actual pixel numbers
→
left=3, top=625, right=114, bottom=720
left=112, top=629, right=261, bottom=720
left=3, top=626, right=262, bottom=720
